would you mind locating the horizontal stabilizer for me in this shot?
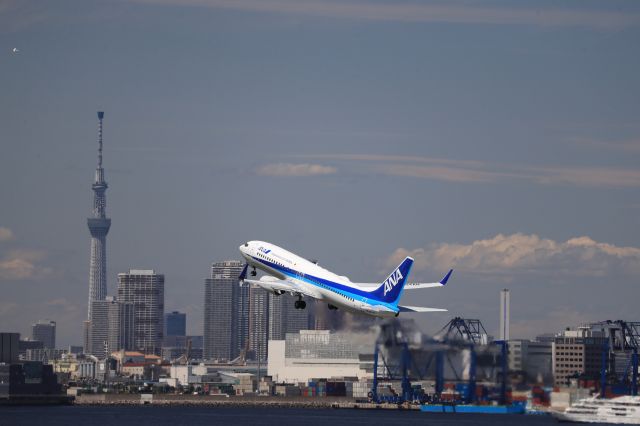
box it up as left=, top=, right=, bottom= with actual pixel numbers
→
left=398, top=306, right=448, bottom=313
left=405, top=269, right=453, bottom=290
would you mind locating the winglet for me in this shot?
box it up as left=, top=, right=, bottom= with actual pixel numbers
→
left=238, top=263, right=248, bottom=282
left=440, top=269, right=453, bottom=285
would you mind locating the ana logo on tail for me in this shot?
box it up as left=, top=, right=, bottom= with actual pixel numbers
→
left=383, top=268, right=404, bottom=296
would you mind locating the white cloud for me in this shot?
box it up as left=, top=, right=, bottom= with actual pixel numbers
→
left=387, top=233, right=640, bottom=278
left=0, top=227, right=13, bottom=242
left=257, top=163, right=337, bottom=177
left=133, top=0, right=640, bottom=30
left=378, top=164, right=510, bottom=183
left=0, top=249, right=51, bottom=280
left=302, top=154, right=640, bottom=188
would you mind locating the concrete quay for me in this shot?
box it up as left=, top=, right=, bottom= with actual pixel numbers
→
left=74, top=394, right=419, bottom=410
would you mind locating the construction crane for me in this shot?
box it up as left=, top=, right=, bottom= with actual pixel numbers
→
left=589, top=320, right=639, bottom=397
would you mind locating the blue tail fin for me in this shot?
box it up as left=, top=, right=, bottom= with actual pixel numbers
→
left=370, top=257, right=414, bottom=305
left=238, top=263, right=248, bottom=281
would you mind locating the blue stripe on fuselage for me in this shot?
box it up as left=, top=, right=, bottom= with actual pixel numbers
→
left=249, top=255, right=398, bottom=312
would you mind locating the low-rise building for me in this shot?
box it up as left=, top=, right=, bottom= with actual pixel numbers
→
left=552, top=327, right=607, bottom=387
left=268, top=330, right=373, bottom=384
left=112, top=351, right=168, bottom=380
left=50, top=355, right=98, bottom=380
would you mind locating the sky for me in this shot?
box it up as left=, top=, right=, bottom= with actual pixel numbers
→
left=1, top=0, right=639, bottom=346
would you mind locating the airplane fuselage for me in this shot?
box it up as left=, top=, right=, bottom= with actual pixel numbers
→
left=239, top=241, right=399, bottom=318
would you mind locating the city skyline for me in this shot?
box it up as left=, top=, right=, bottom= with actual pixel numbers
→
left=1, top=0, right=639, bottom=346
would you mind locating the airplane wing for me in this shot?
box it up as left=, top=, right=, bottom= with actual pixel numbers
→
left=405, top=269, right=453, bottom=290
left=398, top=306, right=448, bottom=313
left=243, top=277, right=319, bottom=299
left=243, top=278, right=293, bottom=294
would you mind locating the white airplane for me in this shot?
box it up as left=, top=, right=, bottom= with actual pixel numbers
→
left=238, top=241, right=452, bottom=318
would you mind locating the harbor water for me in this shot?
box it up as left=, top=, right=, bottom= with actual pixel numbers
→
left=0, top=405, right=614, bottom=426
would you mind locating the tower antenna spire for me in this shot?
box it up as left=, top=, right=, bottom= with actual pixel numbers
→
left=97, top=111, right=104, bottom=168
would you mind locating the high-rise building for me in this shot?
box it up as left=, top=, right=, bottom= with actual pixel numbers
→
left=31, top=320, right=56, bottom=349
left=82, top=320, right=91, bottom=354
left=88, top=297, right=135, bottom=357
left=248, top=284, right=269, bottom=361
left=85, top=112, right=111, bottom=355
left=236, top=281, right=250, bottom=357
left=89, top=300, right=110, bottom=357
left=499, top=289, right=510, bottom=341
left=164, top=311, right=186, bottom=337
left=117, top=270, right=165, bottom=354
left=268, top=294, right=286, bottom=341
left=0, top=333, right=19, bottom=363
left=269, top=294, right=310, bottom=341
left=108, top=298, right=135, bottom=353
left=204, top=261, right=244, bottom=361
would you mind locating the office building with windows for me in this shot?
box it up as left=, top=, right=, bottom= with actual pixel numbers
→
left=117, top=269, right=164, bottom=355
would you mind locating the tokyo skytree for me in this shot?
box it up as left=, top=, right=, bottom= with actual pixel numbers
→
left=87, top=111, right=111, bottom=319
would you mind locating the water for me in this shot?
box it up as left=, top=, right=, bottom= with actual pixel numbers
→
left=0, top=406, right=579, bottom=426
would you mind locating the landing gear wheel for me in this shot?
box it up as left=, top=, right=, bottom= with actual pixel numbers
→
left=328, top=304, right=338, bottom=310
left=299, top=301, right=306, bottom=309
left=251, top=267, right=256, bottom=277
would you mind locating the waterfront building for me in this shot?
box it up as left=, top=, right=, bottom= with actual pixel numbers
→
left=552, top=327, right=607, bottom=387
left=31, top=320, right=56, bottom=350
left=117, top=269, right=165, bottom=354
left=267, top=330, right=372, bottom=383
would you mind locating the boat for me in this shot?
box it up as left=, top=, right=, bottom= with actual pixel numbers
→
left=552, top=395, right=640, bottom=424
